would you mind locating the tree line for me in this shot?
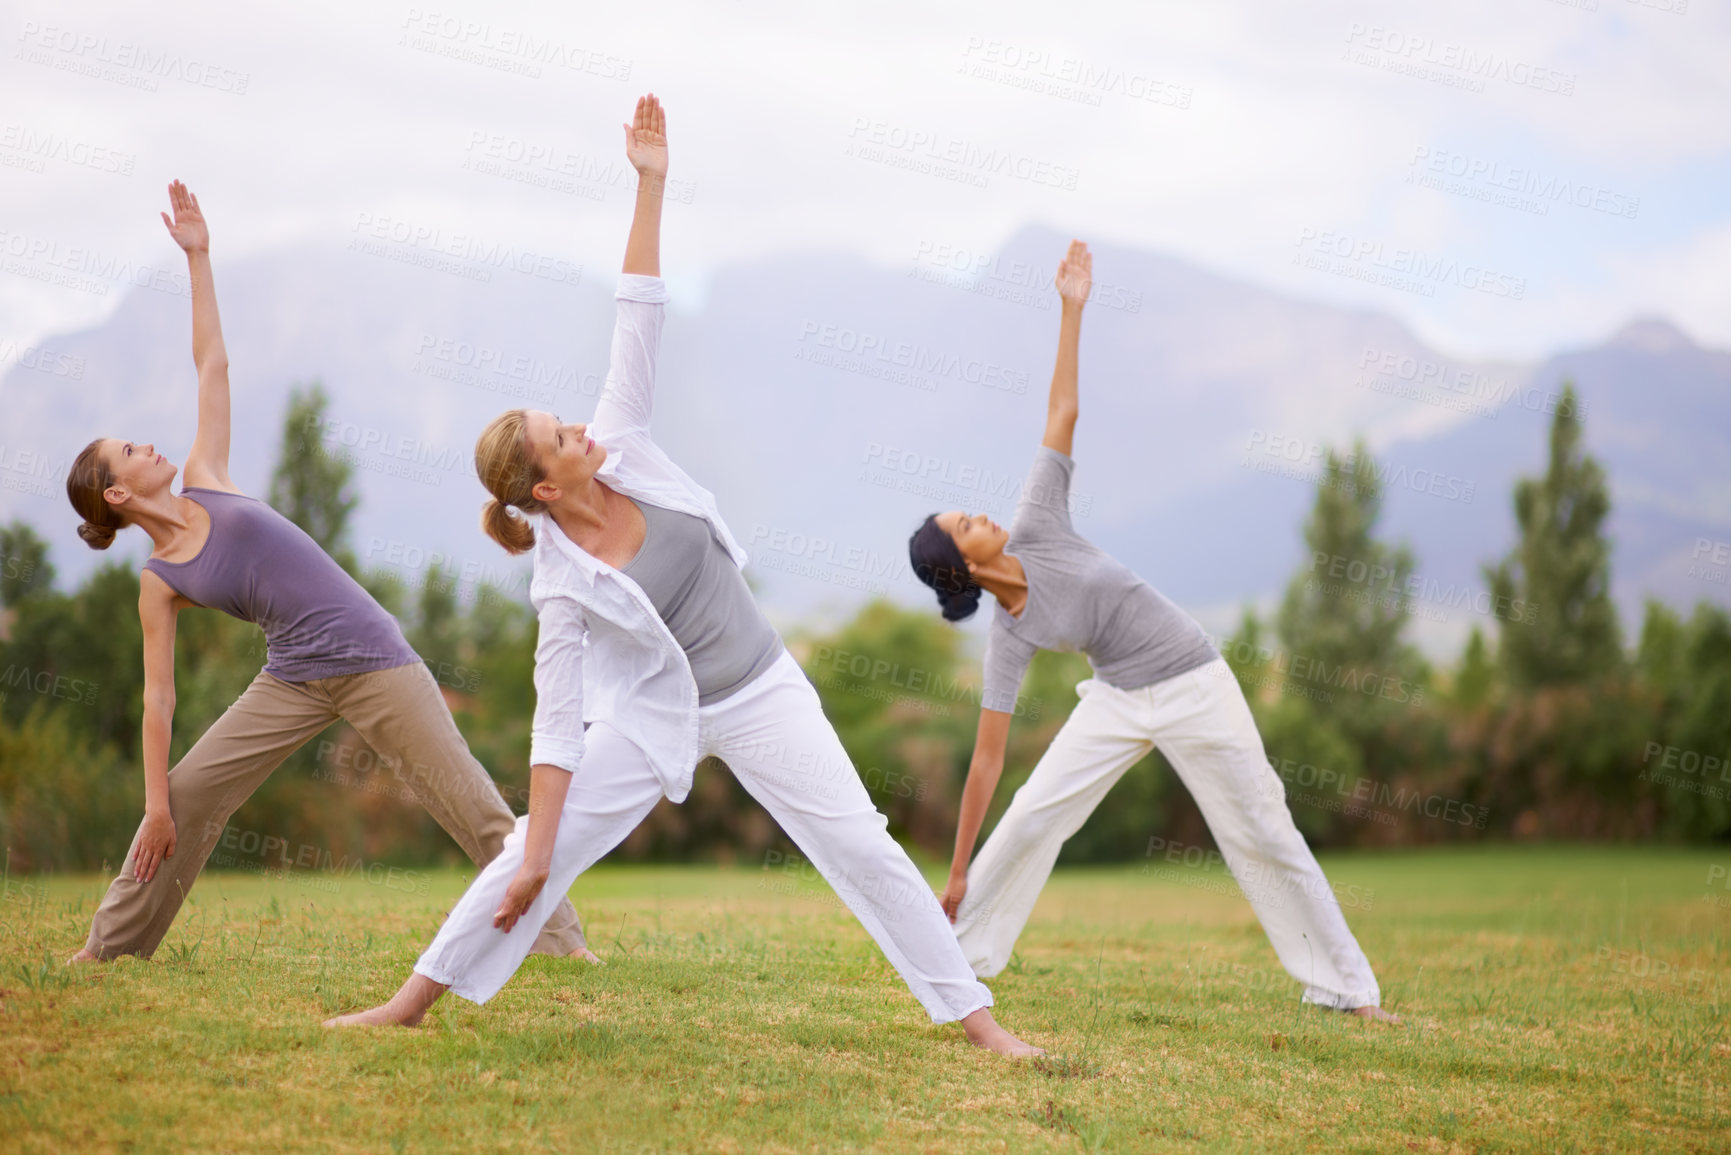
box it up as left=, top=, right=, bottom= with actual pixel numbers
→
left=1, top=383, right=1726, bottom=875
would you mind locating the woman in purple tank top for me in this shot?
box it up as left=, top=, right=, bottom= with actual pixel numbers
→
left=62, top=181, right=591, bottom=965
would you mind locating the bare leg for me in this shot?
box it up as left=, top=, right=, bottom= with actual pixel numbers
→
left=961, top=1007, right=1044, bottom=1057
left=1349, top=1005, right=1402, bottom=1025
left=324, top=972, right=449, bottom=1028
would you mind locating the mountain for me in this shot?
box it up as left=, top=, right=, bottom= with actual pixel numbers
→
left=3, top=224, right=1725, bottom=659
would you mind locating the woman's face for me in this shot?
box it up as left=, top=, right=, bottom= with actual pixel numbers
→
left=99, top=438, right=177, bottom=506
left=522, top=410, right=607, bottom=499
left=935, top=510, right=1008, bottom=570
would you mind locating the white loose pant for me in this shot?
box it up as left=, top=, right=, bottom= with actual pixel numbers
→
left=952, top=657, right=1381, bottom=1009
left=414, top=650, right=995, bottom=1023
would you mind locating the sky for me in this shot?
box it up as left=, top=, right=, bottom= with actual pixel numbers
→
left=2, top=0, right=1728, bottom=370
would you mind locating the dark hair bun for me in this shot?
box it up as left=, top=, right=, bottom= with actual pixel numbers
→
left=77, top=520, right=117, bottom=550
left=908, top=514, right=982, bottom=622
left=936, top=583, right=982, bottom=622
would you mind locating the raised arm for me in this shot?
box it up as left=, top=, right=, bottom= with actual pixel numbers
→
left=1041, top=240, right=1091, bottom=457
left=132, top=572, right=182, bottom=883
left=941, top=708, right=1013, bottom=921
left=161, top=181, right=234, bottom=491
left=622, top=93, right=666, bottom=277
left=592, top=95, right=672, bottom=436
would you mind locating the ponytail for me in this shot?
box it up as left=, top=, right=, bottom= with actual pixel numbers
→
left=474, top=410, right=547, bottom=554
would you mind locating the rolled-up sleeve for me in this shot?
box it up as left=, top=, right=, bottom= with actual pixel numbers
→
left=593, top=274, right=670, bottom=435
left=528, top=595, right=589, bottom=774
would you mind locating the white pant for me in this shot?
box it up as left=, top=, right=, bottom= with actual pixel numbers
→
left=414, top=650, right=995, bottom=1023
left=952, top=658, right=1381, bottom=1009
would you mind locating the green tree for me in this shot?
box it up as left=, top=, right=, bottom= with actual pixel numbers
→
left=0, top=521, right=55, bottom=607
left=267, top=382, right=358, bottom=573
left=1485, top=383, right=1621, bottom=687
left=1453, top=626, right=1496, bottom=709
left=1276, top=439, right=1421, bottom=679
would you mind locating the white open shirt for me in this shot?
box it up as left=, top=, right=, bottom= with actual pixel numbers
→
left=526, top=273, right=751, bottom=803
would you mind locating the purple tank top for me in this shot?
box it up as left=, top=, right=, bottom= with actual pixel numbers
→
left=144, top=487, right=419, bottom=683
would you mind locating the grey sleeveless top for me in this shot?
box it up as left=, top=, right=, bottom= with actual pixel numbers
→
left=980, top=447, right=1218, bottom=714
left=143, top=487, right=419, bottom=683
left=621, top=497, right=784, bottom=706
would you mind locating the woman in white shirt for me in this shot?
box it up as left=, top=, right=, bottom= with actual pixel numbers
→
left=907, top=241, right=1396, bottom=1022
left=326, top=95, right=1039, bottom=1056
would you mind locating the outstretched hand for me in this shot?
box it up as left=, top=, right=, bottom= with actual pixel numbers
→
left=1055, top=239, right=1092, bottom=308
left=624, top=93, right=667, bottom=178
left=160, top=180, right=209, bottom=254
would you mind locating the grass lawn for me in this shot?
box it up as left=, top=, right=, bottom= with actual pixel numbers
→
left=1, top=846, right=1726, bottom=1153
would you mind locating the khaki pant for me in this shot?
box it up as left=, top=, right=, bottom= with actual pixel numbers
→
left=84, top=660, right=586, bottom=960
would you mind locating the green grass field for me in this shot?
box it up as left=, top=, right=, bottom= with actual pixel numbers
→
left=2, top=847, right=1726, bottom=1153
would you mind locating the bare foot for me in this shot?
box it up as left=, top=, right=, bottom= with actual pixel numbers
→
left=569, top=947, right=605, bottom=965
left=66, top=948, right=101, bottom=965
left=961, top=1007, right=1044, bottom=1057
left=323, top=973, right=447, bottom=1029
left=1350, top=1004, right=1402, bottom=1025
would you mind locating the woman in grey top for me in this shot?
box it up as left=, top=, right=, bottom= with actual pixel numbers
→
left=64, top=181, right=588, bottom=965
left=327, top=96, right=1038, bottom=1057
left=909, top=240, right=1395, bottom=1021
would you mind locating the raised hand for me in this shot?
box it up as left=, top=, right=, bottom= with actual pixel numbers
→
left=623, top=92, right=668, bottom=178
left=1055, top=239, right=1092, bottom=308
left=160, top=179, right=209, bottom=254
